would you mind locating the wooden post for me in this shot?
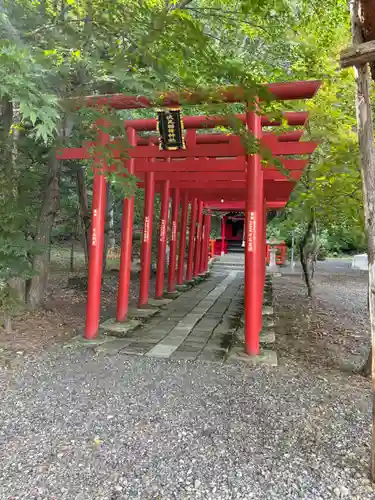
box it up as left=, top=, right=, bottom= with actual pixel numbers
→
left=345, top=0, right=375, bottom=481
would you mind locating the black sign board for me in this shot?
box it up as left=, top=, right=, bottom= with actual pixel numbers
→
left=157, top=109, right=185, bottom=151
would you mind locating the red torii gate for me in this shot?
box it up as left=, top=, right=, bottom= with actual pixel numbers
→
left=58, top=80, right=320, bottom=356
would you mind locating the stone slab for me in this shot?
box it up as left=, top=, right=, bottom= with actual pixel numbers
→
left=100, top=318, right=141, bottom=336
left=262, top=305, right=274, bottom=316
left=235, top=327, right=275, bottom=344
left=147, top=297, right=173, bottom=307
left=182, top=340, right=207, bottom=349
left=95, top=338, right=135, bottom=354
left=171, top=350, right=199, bottom=361
left=146, top=344, right=176, bottom=358
left=228, top=346, right=278, bottom=367
left=262, top=317, right=275, bottom=328
left=260, top=329, right=276, bottom=344
left=176, top=284, right=190, bottom=292
left=128, top=307, right=159, bottom=319
left=120, top=343, right=152, bottom=356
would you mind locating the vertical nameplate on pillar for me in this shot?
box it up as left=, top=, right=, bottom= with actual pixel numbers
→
left=246, top=211, right=257, bottom=253
left=159, top=219, right=166, bottom=243
left=143, top=216, right=150, bottom=243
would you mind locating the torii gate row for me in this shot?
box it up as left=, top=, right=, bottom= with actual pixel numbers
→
left=58, top=80, right=321, bottom=356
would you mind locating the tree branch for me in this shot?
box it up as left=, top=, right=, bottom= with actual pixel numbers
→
left=176, top=0, right=195, bottom=8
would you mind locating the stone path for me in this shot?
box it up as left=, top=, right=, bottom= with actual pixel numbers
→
left=94, top=253, right=277, bottom=366
left=97, top=269, right=244, bottom=362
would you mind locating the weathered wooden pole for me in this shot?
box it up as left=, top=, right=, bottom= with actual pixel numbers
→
left=341, top=0, right=375, bottom=481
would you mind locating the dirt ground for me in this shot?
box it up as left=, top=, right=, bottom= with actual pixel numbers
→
left=274, top=263, right=369, bottom=374
left=0, top=247, right=155, bottom=358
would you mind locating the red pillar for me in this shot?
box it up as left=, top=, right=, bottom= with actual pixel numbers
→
left=85, top=121, right=109, bottom=340
left=116, top=127, right=137, bottom=322
left=155, top=180, right=171, bottom=298
left=186, top=198, right=197, bottom=281
left=199, top=214, right=206, bottom=275
left=200, top=213, right=210, bottom=274
left=193, top=200, right=203, bottom=277
left=244, top=107, right=262, bottom=356
left=263, top=202, right=267, bottom=289
left=256, top=177, right=264, bottom=333
left=138, top=171, right=155, bottom=307
left=177, top=192, right=189, bottom=285
left=221, top=217, right=225, bottom=255
left=201, top=214, right=210, bottom=274
left=167, top=188, right=180, bottom=292
left=205, top=214, right=212, bottom=272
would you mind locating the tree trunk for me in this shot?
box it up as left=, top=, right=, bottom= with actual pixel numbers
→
left=351, top=0, right=375, bottom=480
left=108, top=200, right=115, bottom=251
left=76, top=165, right=90, bottom=266
left=3, top=312, right=12, bottom=334
left=299, top=217, right=314, bottom=298
left=27, top=149, right=62, bottom=309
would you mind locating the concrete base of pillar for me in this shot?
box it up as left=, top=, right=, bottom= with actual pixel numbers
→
left=176, top=284, right=190, bottom=292
left=262, top=317, right=275, bottom=328
left=262, top=305, right=274, bottom=316
left=100, top=318, right=141, bottom=337
left=267, top=267, right=281, bottom=277
left=148, top=297, right=173, bottom=307
left=260, top=328, right=276, bottom=344
left=65, top=334, right=113, bottom=348
left=128, top=307, right=159, bottom=319
left=164, top=290, right=181, bottom=299
left=199, top=271, right=210, bottom=278
left=235, top=326, right=275, bottom=344
left=228, top=346, right=277, bottom=366
left=193, top=275, right=205, bottom=283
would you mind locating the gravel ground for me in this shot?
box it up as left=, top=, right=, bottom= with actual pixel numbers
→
left=0, top=262, right=373, bottom=500
left=274, top=262, right=369, bottom=372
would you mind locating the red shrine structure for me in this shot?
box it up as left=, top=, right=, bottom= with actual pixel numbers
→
left=58, top=80, right=321, bottom=356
